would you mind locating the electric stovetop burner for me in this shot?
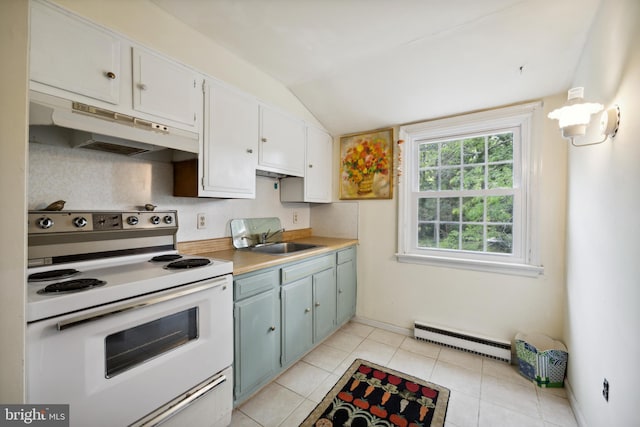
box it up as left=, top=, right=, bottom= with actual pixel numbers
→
left=164, top=258, right=211, bottom=270
left=28, top=269, right=80, bottom=282
left=150, top=254, right=183, bottom=262
left=37, top=278, right=106, bottom=294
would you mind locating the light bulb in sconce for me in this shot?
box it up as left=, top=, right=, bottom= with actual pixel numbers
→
left=548, top=87, right=620, bottom=146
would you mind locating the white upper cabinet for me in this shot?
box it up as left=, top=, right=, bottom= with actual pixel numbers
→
left=304, top=126, right=333, bottom=202
left=280, top=126, right=333, bottom=203
left=132, top=47, right=201, bottom=129
left=201, top=79, right=259, bottom=198
left=30, top=0, right=335, bottom=202
left=29, top=0, right=202, bottom=136
left=258, top=104, right=306, bottom=177
left=30, top=0, right=121, bottom=105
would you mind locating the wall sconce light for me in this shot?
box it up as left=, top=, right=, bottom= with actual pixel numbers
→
left=548, top=87, right=620, bottom=147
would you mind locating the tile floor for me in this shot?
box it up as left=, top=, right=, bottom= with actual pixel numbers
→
left=230, top=322, right=577, bottom=427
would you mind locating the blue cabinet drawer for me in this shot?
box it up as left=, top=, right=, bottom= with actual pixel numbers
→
left=281, top=254, right=334, bottom=284
left=234, top=268, right=279, bottom=300
left=337, top=246, right=356, bottom=264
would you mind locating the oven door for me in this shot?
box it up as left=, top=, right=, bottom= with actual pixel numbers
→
left=27, top=274, right=233, bottom=427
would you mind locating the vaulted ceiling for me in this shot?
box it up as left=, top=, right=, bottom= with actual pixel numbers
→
left=152, top=0, right=602, bottom=136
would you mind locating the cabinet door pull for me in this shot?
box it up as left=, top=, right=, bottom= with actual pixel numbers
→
left=304, top=308, right=311, bottom=313
left=315, top=302, right=321, bottom=307
left=261, top=137, right=268, bottom=143
left=246, top=149, right=253, bottom=154
left=308, top=164, right=313, bottom=168
left=269, top=326, right=276, bottom=332
left=105, top=71, right=116, bottom=80
left=138, top=83, right=148, bottom=90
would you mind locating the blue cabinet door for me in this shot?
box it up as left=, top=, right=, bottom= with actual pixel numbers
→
left=281, top=277, right=313, bottom=366
left=234, top=287, right=279, bottom=402
left=337, top=247, right=357, bottom=325
left=313, top=267, right=336, bottom=342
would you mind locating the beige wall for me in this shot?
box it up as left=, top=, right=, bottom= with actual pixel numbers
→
left=341, top=98, right=569, bottom=341
left=564, top=0, right=640, bottom=424
left=0, top=0, right=29, bottom=403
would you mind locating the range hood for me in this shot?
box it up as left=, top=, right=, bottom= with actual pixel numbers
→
left=255, top=169, right=291, bottom=179
left=29, top=91, right=199, bottom=156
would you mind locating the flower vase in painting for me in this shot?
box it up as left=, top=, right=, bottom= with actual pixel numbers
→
left=340, top=128, right=393, bottom=199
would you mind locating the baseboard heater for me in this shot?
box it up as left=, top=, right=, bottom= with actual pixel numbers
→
left=414, top=321, right=511, bottom=363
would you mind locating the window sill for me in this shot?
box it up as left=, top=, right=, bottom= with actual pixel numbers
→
left=395, top=253, right=544, bottom=277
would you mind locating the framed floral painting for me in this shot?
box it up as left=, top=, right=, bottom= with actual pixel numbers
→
left=340, top=128, right=393, bottom=200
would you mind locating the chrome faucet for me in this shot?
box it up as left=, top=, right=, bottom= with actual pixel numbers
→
left=259, top=228, right=285, bottom=244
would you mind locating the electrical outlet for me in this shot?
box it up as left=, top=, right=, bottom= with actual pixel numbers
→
left=197, top=213, right=206, bottom=229
left=292, top=211, right=298, bottom=224
left=603, top=378, right=609, bottom=401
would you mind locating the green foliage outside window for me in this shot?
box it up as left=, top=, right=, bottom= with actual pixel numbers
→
left=417, top=132, right=514, bottom=254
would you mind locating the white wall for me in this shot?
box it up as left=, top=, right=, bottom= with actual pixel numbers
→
left=310, top=202, right=359, bottom=239
left=0, top=0, right=29, bottom=403
left=564, top=1, right=640, bottom=425
left=334, top=99, right=569, bottom=342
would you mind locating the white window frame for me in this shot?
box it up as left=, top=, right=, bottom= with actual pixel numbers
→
left=397, top=102, right=544, bottom=277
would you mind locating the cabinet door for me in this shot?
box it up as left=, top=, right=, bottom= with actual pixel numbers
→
left=132, top=47, right=200, bottom=128
left=30, top=1, right=121, bottom=104
left=313, top=267, right=337, bottom=343
left=202, top=80, right=258, bottom=198
left=234, top=289, right=280, bottom=399
left=337, top=250, right=357, bottom=326
left=258, top=105, right=305, bottom=176
left=305, top=127, right=333, bottom=203
left=281, top=277, right=313, bottom=366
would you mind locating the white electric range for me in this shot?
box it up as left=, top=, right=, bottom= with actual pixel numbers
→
left=26, top=210, right=234, bottom=427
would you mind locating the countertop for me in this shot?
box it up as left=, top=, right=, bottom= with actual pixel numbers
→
left=191, top=236, right=358, bottom=275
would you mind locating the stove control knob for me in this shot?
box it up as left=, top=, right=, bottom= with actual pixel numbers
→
left=163, top=215, right=173, bottom=224
left=150, top=215, right=161, bottom=225
left=73, top=216, right=88, bottom=228
left=38, top=217, right=54, bottom=229
left=127, top=216, right=139, bottom=226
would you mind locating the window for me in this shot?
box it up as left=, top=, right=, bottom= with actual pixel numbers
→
left=105, top=308, right=198, bottom=377
left=397, top=102, right=543, bottom=276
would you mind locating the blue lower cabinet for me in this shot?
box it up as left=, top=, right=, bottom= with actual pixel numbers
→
left=233, top=269, right=280, bottom=404
left=233, top=246, right=356, bottom=405
left=336, top=246, right=357, bottom=326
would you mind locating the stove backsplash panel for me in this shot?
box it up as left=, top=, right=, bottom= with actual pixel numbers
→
left=29, top=143, right=311, bottom=242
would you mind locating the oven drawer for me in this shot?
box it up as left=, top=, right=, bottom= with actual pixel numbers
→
left=130, top=366, right=233, bottom=427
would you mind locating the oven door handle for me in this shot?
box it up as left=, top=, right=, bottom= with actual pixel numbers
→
left=57, top=277, right=228, bottom=331
left=129, top=372, right=228, bottom=427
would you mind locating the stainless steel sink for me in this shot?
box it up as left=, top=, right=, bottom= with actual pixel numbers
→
left=249, top=242, right=320, bottom=255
